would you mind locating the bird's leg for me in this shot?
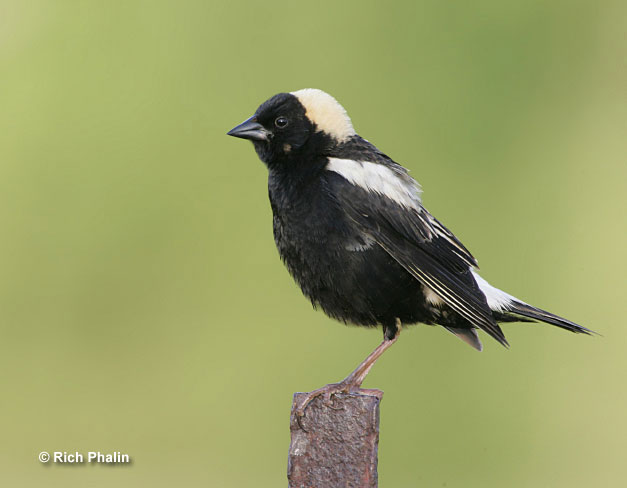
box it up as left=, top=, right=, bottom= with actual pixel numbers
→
left=295, top=319, right=401, bottom=417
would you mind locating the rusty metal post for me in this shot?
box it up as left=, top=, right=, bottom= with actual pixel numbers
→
left=288, top=391, right=382, bottom=488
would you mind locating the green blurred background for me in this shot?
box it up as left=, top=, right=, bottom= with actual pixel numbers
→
left=1, top=1, right=625, bottom=486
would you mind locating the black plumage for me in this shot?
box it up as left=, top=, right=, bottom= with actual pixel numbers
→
left=227, top=89, right=593, bottom=413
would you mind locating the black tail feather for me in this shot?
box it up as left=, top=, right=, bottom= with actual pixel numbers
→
left=443, top=326, right=484, bottom=351
left=508, top=301, right=595, bottom=335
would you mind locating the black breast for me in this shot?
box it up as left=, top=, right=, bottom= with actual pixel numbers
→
left=268, top=168, right=434, bottom=328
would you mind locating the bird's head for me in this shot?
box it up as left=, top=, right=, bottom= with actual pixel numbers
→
left=227, top=89, right=355, bottom=167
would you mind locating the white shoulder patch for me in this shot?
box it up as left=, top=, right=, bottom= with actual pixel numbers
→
left=471, top=270, right=518, bottom=312
left=291, top=88, right=356, bottom=142
left=326, top=158, right=422, bottom=209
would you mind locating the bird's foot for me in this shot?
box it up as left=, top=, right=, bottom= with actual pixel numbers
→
left=294, top=321, right=400, bottom=421
left=294, top=381, right=383, bottom=418
left=294, top=381, right=353, bottom=418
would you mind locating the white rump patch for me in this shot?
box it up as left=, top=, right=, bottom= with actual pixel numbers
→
left=326, top=158, right=422, bottom=209
left=291, top=88, right=356, bottom=142
left=472, top=270, right=518, bottom=312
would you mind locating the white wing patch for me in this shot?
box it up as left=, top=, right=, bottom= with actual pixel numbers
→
left=472, top=270, right=518, bottom=312
left=326, top=158, right=423, bottom=209
left=291, top=89, right=356, bottom=142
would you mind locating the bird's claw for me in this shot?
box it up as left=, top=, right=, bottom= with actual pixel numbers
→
left=294, top=381, right=355, bottom=419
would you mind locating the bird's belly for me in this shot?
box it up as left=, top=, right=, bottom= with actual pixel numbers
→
left=274, top=221, right=432, bottom=326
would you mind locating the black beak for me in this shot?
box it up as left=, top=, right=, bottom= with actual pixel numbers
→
left=227, top=116, right=270, bottom=141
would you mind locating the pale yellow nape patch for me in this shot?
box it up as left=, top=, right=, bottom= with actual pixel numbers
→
left=291, top=88, right=356, bottom=142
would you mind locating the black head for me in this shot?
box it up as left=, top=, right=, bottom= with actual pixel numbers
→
left=227, top=89, right=356, bottom=167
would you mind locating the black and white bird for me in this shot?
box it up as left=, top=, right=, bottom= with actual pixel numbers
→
left=227, top=88, right=592, bottom=412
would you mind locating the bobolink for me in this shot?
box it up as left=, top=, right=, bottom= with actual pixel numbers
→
left=228, top=89, right=592, bottom=413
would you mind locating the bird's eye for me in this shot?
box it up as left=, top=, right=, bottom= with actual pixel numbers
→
left=274, top=117, right=289, bottom=128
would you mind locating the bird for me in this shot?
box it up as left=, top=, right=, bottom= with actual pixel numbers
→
left=227, top=88, right=593, bottom=414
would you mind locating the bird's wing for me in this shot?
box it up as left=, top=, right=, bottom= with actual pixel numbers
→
left=324, top=158, right=507, bottom=346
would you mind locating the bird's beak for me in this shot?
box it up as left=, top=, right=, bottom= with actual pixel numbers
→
left=227, top=116, right=270, bottom=141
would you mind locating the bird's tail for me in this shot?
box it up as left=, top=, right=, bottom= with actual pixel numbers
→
left=506, top=301, right=595, bottom=335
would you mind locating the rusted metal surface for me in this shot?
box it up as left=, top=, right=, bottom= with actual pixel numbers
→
left=288, top=391, right=382, bottom=488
